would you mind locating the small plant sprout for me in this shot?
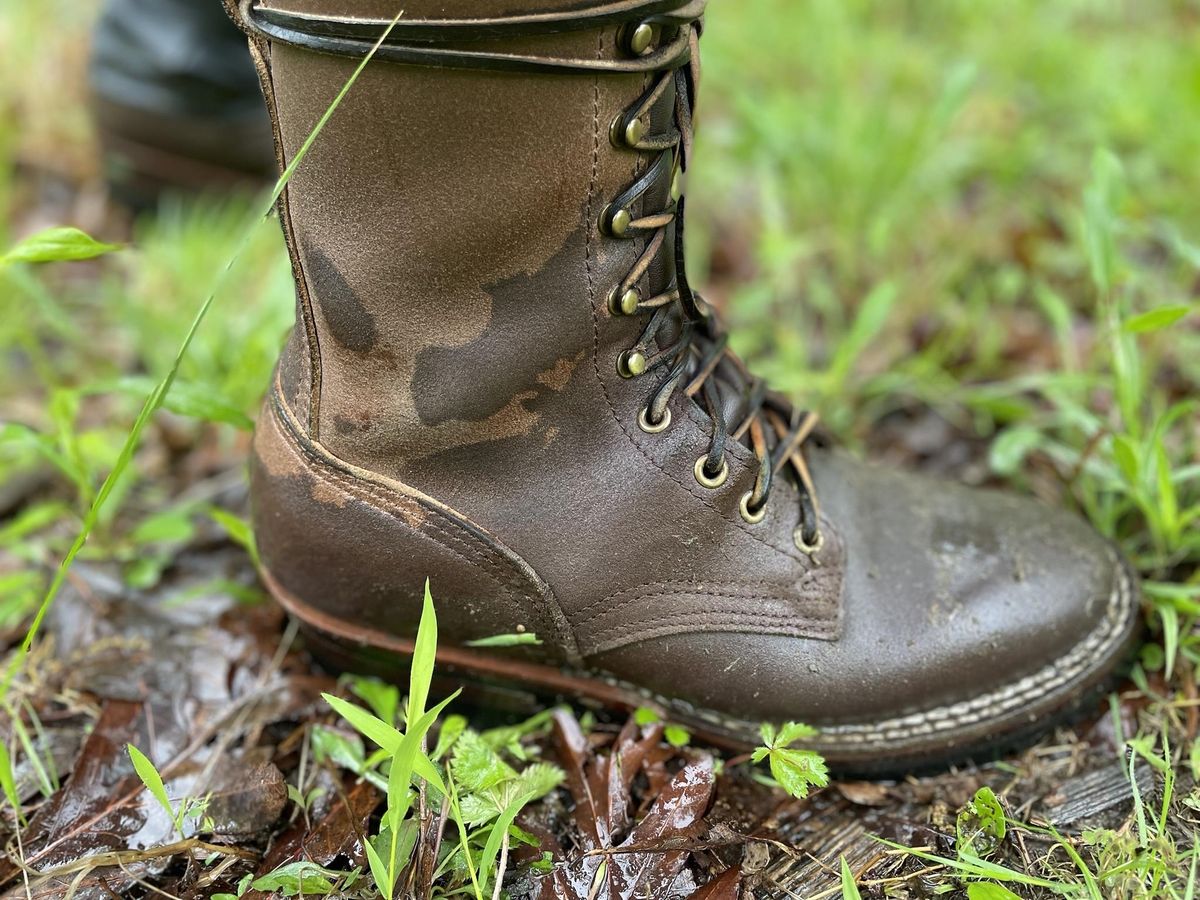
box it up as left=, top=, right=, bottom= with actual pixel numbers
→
left=323, top=581, right=458, bottom=899
left=126, top=744, right=209, bottom=837
left=956, top=786, right=1007, bottom=858
left=751, top=722, right=829, bottom=799
left=320, top=582, right=567, bottom=899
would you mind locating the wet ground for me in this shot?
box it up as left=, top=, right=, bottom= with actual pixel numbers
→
left=0, top=493, right=1168, bottom=898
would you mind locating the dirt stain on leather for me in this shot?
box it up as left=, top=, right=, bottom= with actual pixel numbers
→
left=411, top=235, right=584, bottom=425
left=305, top=245, right=378, bottom=352
left=929, top=518, right=1002, bottom=622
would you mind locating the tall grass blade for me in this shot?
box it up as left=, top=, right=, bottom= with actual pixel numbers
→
left=1, top=12, right=404, bottom=700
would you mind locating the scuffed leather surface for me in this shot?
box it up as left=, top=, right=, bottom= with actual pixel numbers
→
left=590, top=447, right=1129, bottom=724
left=252, top=390, right=580, bottom=665
left=259, top=10, right=848, bottom=649
left=238, top=0, right=1137, bottom=736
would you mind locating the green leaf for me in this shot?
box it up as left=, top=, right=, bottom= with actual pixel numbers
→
left=828, top=280, right=897, bottom=387
left=310, top=725, right=366, bottom=773
left=1123, top=304, right=1193, bottom=334
left=110, top=375, right=254, bottom=430
left=363, top=834, right=392, bottom=899
left=465, top=632, right=543, bottom=647
left=207, top=507, right=259, bottom=566
left=349, top=676, right=400, bottom=726
left=768, top=748, right=829, bottom=799
left=130, top=508, right=196, bottom=545
left=664, top=724, right=691, bottom=747
left=957, top=786, right=1007, bottom=857
left=1082, top=149, right=1123, bottom=295
left=967, top=883, right=1023, bottom=900
left=432, top=714, right=467, bottom=761
left=407, top=579, right=437, bottom=728
left=989, top=426, right=1043, bottom=476
left=1, top=227, right=120, bottom=266
left=840, top=856, right=862, bottom=900
left=1111, top=435, right=1141, bottom=485
left=477, top=789, right=541, bottom=897
left=634, top=706, right=662, bottom=726
left=452, top=729, right=517, bottom=794
left=775, top=721, right=819, bottom=747
left=323, top=693, right=403, bottom=751
left=127, top=744, right=178, bottom=832
left=251, top=861, right=341, bottom=896
left=322, top=691, right=449, bottom=794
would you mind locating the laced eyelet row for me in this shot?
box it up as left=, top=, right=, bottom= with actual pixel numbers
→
left=599, top=14, right=823, bottom=554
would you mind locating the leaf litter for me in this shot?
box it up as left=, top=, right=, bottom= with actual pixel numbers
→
left=0, top=511, right=1171, bottom=899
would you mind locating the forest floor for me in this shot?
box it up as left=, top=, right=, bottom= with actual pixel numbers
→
left=1, top=1, right=1198, bottom=897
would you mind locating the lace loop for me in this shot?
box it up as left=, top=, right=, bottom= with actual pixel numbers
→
left=606, top=20, right=822, bottom=551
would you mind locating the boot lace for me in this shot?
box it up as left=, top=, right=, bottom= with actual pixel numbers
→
left=602, top=23, right=822, bottom=553
left=238, top=0, right=822, bottom=552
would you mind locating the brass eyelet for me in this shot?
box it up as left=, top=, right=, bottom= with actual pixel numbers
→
left=693, top=456, right=729, bottom=489
left=608, top=285, right=640, bottom=316
left=602, top=204, right=632, bottom=237
left=637, top=406, right=672, bottom=434
left=793, top=527, right=825, bottom=555
left=618, top=349, right=647, bottom=378
left=610, top=114, right=645, bottom=148
left=624, top=21, right=655, bottom=56
left=739, top=492, right=766, bottom=524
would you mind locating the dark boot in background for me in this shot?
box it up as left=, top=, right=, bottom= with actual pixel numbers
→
left=90, top=0, right=274, bottom=208
left=229, top=0, right=1140, bottom=772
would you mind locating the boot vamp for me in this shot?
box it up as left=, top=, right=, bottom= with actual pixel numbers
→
left=590, top=448, right=1132, bottom=726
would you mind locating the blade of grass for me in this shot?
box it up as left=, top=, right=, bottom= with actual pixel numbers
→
left=127, top=744, right=181, bottom=835
left=0, top=11, right=404, bottom=701
left=0, top=740, right=24, bottom=827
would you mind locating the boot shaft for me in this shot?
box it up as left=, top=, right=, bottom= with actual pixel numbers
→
left=237, top=0, right=853, bottom=657
left=234, top=0, right=693, bottom=481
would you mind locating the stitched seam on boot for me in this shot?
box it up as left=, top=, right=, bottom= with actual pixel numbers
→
left=251, top=39, right=324, bottom=434
left=593, top=550, right=1135, bottom=747
left=268, top=389, right=581, bottom=661
left=275, top=408, right=560, bottom=654
left=585, top=610, right=839, bottom=656
left=574, top=574, right=837, bottom=624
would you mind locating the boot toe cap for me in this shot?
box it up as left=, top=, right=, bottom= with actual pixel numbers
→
left=792, top=452, right=1141, bottom=762
left=588, top=453, right=1140, bottom=770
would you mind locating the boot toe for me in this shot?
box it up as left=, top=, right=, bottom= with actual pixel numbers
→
left=797, top=450, right=1140, bottom=764
left=586, top=451, right=1139, bottom=771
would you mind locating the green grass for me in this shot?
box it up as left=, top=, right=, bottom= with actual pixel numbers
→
left=0, top=0, right=1198, bottom=896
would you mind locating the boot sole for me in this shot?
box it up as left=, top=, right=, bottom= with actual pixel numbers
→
left=260, top=551, right=1141, bottom=776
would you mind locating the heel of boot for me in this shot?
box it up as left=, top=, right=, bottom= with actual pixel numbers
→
left=250, top=385, right=578, bottom=669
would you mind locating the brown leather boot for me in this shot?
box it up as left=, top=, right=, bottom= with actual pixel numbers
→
left=231, top=0, right=1139, bottom=771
